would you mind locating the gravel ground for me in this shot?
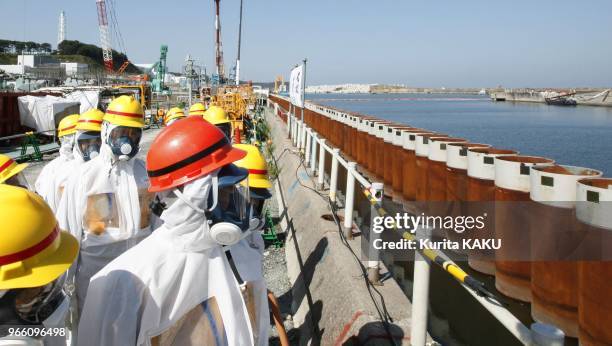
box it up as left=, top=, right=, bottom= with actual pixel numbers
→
left=262, top=185, right=301, bottom=345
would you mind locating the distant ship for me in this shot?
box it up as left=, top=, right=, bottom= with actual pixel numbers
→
left=545, top=94, right=577, bottom=106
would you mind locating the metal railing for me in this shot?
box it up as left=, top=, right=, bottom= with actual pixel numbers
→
left=269, top=96, right=534, bottom=346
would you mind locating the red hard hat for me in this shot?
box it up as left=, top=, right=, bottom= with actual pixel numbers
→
left=146, top=116, right=247, bottom=192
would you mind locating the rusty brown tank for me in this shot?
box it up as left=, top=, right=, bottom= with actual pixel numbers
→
left=493, top=155, right=554, bottom=302
left=466, top=147, right=518, bottom=275
left=529, top=165, right=602, bottom=338
left=576, top=178, right=612, bottom=346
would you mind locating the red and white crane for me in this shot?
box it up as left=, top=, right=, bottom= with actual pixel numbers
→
left=96, top=0, right=114, bottom=73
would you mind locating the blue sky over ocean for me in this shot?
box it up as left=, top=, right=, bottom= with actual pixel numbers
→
left=1, top=0, right=611, bottom=87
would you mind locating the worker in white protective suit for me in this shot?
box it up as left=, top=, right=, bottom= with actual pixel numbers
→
left=77, top=116, right=267, bottom=346
left=56, top=95, right=154, bottom=321
left=35, top=114, right=79, bottom=211
left=0, top=185, right=79, bottom=346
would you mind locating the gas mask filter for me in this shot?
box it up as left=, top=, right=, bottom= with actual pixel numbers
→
left=108, top=126, right=142, bottom=161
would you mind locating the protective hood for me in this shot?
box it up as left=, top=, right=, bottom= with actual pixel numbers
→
left=59, top=134, right=75, bottom=160
left=34, top=134, right=75, bottom=212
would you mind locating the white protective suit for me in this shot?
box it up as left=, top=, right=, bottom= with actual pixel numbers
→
left=35, top=134, right=75, bottom=212
left=57, top=123, right=154, bottom=315
left=77, top=174, right=268, bottom=346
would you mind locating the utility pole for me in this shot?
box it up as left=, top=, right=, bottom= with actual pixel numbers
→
left=235, top=0, right=243, bottom=85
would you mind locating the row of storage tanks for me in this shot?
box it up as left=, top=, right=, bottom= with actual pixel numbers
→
left=271, top=97, right=610, bottom=345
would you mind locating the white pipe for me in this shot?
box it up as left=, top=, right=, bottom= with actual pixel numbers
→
left=329, top=148, right=340, bottom=203
left=411, top=229, right=431, bottom=346
left=343, top=162, right=357, bottom=238
left=310, top=133, right=318, bottom=175
left=317, top=138, right=326, bottom=189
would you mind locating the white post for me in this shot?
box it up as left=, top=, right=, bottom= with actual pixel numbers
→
left=305, top=129, right=312, bottom=165
left=411, top=229, right=431, bottom=346
left=343, top=162, right=357, bottom=239
left=300, top=124, right=307, bottom=153
left=286, top=107, right=291, bottom=138
left=329, top=148, right=340, bottom=204
left=367, top=182, right=383, bottom=283
left=310, top=133, right=318, bottom=175
left=317, top=139, right=326, bottom=190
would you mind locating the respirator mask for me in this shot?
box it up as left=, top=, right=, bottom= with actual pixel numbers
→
left=76, top=131, right=101, bottom=162
left=108, top=126, right=142, bottom=161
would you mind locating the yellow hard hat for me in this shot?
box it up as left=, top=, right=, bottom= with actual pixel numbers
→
left=0, top=185, right=78, bottom=289
left=76, top=108, right=105, bottom=132
left=203, top=106, right=230, bottom=125
left=233, top=144, right=272, bottom=189
left=164, top=107, right=186, bottom=125
left=0, top=154, right=28, bottom=184
left=188, top=103, right=206, bottom=116
left=57, top=114, right=79, bottom=138
left=103, top=95, right=145, bottom=128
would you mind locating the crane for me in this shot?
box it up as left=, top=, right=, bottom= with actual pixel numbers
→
left=95, top=0, right=113, bottom=73
left=151, top=45, right=169, bottom=94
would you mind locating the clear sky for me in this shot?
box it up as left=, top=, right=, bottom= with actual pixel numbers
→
left=1, top=0, right=611, bottom=88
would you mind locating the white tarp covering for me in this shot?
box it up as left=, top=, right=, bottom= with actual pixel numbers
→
left=64, top=90, right=99, bottom=114
left=289, top=64, right=305, bottom=107
left=18, top=95, right=80, bottom=133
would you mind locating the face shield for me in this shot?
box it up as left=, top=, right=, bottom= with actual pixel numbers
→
left=4, top=171, right=32, bottom=190
left=207, top=164, right=259, bottom=246
left=216, top=123, right=232, bottom=140
left=248, top=187, right=272, bottom=230
left=0, top=276, right=67, bottom=329
left=77, top=131, right=102, bottom=162
left=108, top=126, right=142, bottom=161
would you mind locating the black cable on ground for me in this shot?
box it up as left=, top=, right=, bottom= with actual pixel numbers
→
left=277, top=147, right=398, bottom=345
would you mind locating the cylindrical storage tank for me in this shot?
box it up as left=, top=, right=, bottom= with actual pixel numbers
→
left=391, top=126, right=414, bottom=195
left=348, top=116, right=357, bottom=159
left=415, top=133, right=448, bottom=201
left=401, top=129, right=433, bottom=201
left=446, top=143, right=491, bottom=202
left=365, top=120, right=376, bottom=171
left=382, top=124, right=399, bottom=186
left=466, top=147, right=518, bottom=275
left=428, top=137, right=467, bottom=201
left=356, top=117, right=368, bottom=165
left=373, top=121, right=391, bottom=179
left=576, top=178, right=612, bottom=346
left=494, top=155, right=554, bottom=302
left=530, top=165, right=602, bottom=338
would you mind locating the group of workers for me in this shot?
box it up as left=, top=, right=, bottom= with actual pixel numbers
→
left=0, top=95, right=274, bottom=346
